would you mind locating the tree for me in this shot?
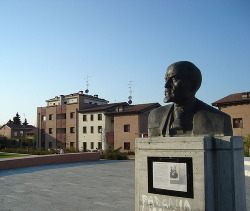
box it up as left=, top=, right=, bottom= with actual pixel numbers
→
left=13, top=112, right=21, bottom=125
left=7, top=119, right=13, bottom=124
left=23, top=118, right=28, bottom=126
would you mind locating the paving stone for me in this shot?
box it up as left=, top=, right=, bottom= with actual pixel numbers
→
left=0, top=159, right=249, bottom=211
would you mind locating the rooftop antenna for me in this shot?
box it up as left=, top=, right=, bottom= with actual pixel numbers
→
left=84, top=76, right=91, bottom=94
left=128, top=81, right=135, bottom=104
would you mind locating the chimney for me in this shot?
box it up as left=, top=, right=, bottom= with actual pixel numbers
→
left=242, top=92, right=249, bottom=99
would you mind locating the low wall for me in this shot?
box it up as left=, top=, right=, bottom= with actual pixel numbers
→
left=0, top=152, right=100, bottom=170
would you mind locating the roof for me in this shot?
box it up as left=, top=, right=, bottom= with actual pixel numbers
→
left=24, top=128, right=37, bottom=134
left=46, top=92, right=109, bottom=103
left=212, top=92, right=250, bottom=107
left=78, top=102, right=128, bottom=113
left=106, top=103, right=161, bottom=115
left=1, top=124, right=36, bottom=130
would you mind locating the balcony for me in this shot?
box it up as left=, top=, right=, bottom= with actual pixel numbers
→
left=56, top=119, right=66, bottom=128
left=56, top=105, right=66, bottom=114
left=107, top=132, right=114, bottom=144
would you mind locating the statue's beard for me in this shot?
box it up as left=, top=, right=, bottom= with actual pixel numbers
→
left=164, top=95, right=172, bottom=103
left=164, top=89, right=173, bottom=103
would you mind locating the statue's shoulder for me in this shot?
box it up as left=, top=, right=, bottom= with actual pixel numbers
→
left=148, top=104, right=173, bottom=127
left=193, top=99, right=232, bottom=136
left=195, top=99, right=230, bottom=118
left=149, top=104, right=173, bottom=120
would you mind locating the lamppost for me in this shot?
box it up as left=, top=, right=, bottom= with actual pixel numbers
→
left=99, top=128, right=102, bottom=151
left=20, top=131, right=23, bottom=148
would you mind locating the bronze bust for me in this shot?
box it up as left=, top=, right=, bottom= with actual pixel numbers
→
left=148, top=61, right=233, bottom=137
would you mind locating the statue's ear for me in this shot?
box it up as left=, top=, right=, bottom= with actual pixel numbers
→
left=190, top=81, right=198, bottom=92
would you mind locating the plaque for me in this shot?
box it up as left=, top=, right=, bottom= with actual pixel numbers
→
left=148, top=157, right=193, bottom=198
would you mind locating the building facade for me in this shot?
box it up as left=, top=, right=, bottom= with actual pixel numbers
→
left=36, top=91, right=109, bottom=150
left=78, top=102, right=160, bottom=152
left=111, top=103, right=160, bottom=152
left=78, top=102, right=128, bottom=152
left=0, top=124, right=36, bottom=140
left=212, top=92, right=250, bottom=136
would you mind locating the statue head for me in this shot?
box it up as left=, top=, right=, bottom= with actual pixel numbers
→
left=164, top=61, right=202, bottom=106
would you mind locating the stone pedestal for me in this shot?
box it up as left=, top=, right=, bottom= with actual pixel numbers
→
left=135, top=136, right=246, bottom=211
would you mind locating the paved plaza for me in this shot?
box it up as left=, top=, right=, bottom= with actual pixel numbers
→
left=0, top=160, right=249, bottom=211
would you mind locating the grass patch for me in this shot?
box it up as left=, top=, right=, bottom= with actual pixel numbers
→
left=0, top=153, right=30, bottom=159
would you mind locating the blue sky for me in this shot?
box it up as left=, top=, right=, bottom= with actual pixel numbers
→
left=0, top=0, right=249, bottom=126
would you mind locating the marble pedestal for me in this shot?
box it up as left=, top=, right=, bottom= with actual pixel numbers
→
left=135, top=136, right=246, bottom=211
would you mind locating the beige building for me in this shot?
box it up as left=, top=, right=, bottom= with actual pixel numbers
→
left=212, top=91, right=250, bottom=136
left=37, top=91, right=108, bottom=150
left=0, top=124, right=36, bottom=140
left=78, top=102, right=160, bottom=152
left=78, top=102, right=128, bottom=152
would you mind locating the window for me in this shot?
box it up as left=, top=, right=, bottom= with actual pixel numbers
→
left=124, top=124, right=130, bottom=132
left=70, top=112, right=75, bottom=119
left=49, top=142, right=52, bottom=148
left=98, top=142, right=102, bottom=149
left=98, top=126, right=102, bottom=133
left=83, top=127, right=87, bottom=133
left=49, top=128, right=53, bottom=134
left=14, top=132, right=17, bottom=137
left=49, top=114, right=53, bottom=120
left=91, top=142, right=94, bottom=149
left=91, top=126, right=94, bottom=133
left=42, top=115, right=46, bottom=121
left=233, top=118, right=243, bottom=128
left=70, top=127, right=75, bottom=133
left=91, top=114, right=94, bottom=121
left=98, top=114, right=102, bottom=120
left=124, top=142, right=130, bottom=150
left=70, top=142, right=74, bottom=147
left=83, top=115, right=87, bottom=121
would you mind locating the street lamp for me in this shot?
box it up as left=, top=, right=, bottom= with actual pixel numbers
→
left=20, top=131, right=23, bottom=148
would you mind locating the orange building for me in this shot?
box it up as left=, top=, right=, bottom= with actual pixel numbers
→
left=212, top=92, right=250, bottom=136
left=107, top=103, right=160, bottom=152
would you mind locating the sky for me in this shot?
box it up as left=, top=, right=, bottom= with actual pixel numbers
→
left=0, top=0, right=249, bottom=126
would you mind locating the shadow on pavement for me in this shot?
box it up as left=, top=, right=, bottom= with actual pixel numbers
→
left=0, top=159, right=133, bottom=177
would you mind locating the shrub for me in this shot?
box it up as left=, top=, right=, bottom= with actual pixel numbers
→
left=100, top=149, right=128, bottom=160
left=243, top=135, right=250, bottom=157
left=64, top=147, right=79, bottom=153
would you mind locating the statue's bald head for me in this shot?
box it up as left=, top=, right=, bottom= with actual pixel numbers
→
left=167, top=61, right=202, bottom=93
left=164, top=61, right=202, bottom=105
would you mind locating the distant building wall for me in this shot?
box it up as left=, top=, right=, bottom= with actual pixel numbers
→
left=114, top=114, right=139, bottom=152
left=78, top=112, right=107, bottom=151
left=0, top=125, right=11, bottom=138
left=220, top=104, right=250, bottom=136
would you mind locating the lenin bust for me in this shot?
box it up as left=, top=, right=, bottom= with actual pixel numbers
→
left=148, top=61, right=233, bottom=137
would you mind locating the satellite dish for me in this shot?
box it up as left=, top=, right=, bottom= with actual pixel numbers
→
left=85, top=89, right=89, bottom=94
left=128, top=96, right=132, bottom=100
left=128, top=100, right=132, bottom=104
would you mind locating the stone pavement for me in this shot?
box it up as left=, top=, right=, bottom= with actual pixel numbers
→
left=0, top=159, right=249, bottom=211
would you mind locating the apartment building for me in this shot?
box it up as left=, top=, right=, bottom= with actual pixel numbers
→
left=78, top=102, right=160, bottom=152
left=78, top=102, right=128, bottom=152
left=212, top=91, right=250, bottom=136
left=37, top=91, right=109, bottom=150
left=110, top=103, right=160, bottom=152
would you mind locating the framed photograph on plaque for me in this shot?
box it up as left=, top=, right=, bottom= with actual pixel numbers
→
left=148, top=157, right=193, bottom=198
